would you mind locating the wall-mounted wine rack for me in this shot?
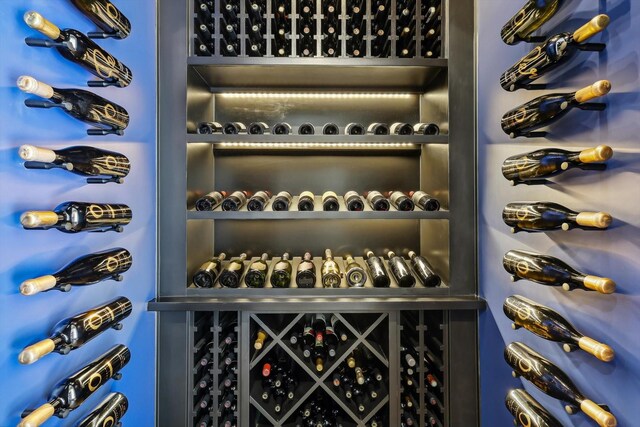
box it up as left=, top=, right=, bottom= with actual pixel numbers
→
left=192, top=0, right=444, bottom=59
left=154, top=0, right=479, bottom=425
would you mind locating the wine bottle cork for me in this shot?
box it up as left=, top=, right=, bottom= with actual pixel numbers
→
left=253, top=330, right=267, bottom=350
left=573, top=14, right=610, bottom=43
left=579, top=145, right=613, bottom=163
left=20, top=211, right=59, bottom=228
left=583, top=275, right=616, bottom=294
left=580, top=399, right=617, bottom=427
left=24, top=11, right=61, bottom=40
left=19, top=145, right=57, bottom=163
left=575, top=80, right=611, bottom=103
left=17, top=403, right=55, bottom=427
left=18, top=339, right=56, bottom=364
left=575, top=212, right=612, bottom=229
left=17, top=76, right=54, bottom=99
left=20, top=275, right=58, bottom=295
left=578, top=336, right=615, bottom=362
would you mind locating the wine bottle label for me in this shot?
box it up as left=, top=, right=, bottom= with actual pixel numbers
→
left=506, top=389, right=563, bottom=427
left=18, top=339, right=56, bottom=365
left=24, top=11, right=61, bottom=40
left=322, top=191, right=338, bottom=201
left=390, top=122, right=413, bottom=135
left=17, top=76, right=54, bottom=99
left=299, top=191, right=314, bottom=200
left=76, top=393, right=129, bottom=427
left=500, top=1, right=560, bottom=45
left=574, top=80, right=611, bottom=103
left=573, top=14, right=610, bottom=43
left=19, top=145, right=57, bottom=163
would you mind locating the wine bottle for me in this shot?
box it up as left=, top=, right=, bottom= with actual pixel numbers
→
left=502, top=146, right=613, bottom=185
left=247, top=191, right=272, bottom=211
left=24, top=11, right=132, bottom=87
left=501, top=80, right=611, bottom=138
left=321, top=249, right=342, bottom=288
left=503, top=249, right=615, bottom=294
left=501, top=15, right=610, bottom=91
left=408, top=251, right=441, bottom=287
left=244, top=253, right=269, bottom=288
left=248, top=121, right=269, bottom=134
left=223, top=122, right=246, bottom=134
left=222, top=190, right=249, bottom=211
left=19, top=297, right=132, bottom=364
left=20, top=248, right=132, bottom=296
left=344, top=191, right=364, bottom=211
left=322, top=123, right=340, bottom=135
left=367, top=122, right=390, bottom=135
left=322, top=191, right=340, bottom=211
left=21, top=202, right=132, bottom=233
left=298, top=191, right=315, bottom=211
left=18, top=76, right=129, bottom=134
left=414, top=122, right=440, bottom=135
left=195, top=191, right=227, bottom=211
left=76, top=392, right=128, bottom=427
left=312, top=331, right=326, bottom=372
left=69, top=0, right=131, bottom=39
left=298, top=123, right=315, bottom=135
left=254, top=329, right=268, bottom=350
left=219, top=254, right=247, bottom=288
left=505, top=342, right=617, bottom=427
left=346, top=123, right=365, bottom=135
left=502, top=201, right=612, bottom=232
left=362, top=191, right=388, bottom=211
left=197, top=121, right=223, bottom=134
left=388, top=251, right=416, bottom=287
left=296, top=252, right=316, bottom=288
left=272, top=191, right=293, bottom=211
left=344, top=255, right=367, bottom=287
left=270, top=253, right=292, bottom=288
left=390, top=122, right=414, bottom=135
left=365, top=251, right=391, bottom=287
left=18, top=345, right=130, bottom=427
left=500, top=0, right=561, bottom=45
left=387, top=191, right=415, bottom=211
left=272, top=122, right=292, bottom=135
left=504, top=295, right=614, bottom=362
left=410, top=190, right=441, bottom=211
left=19, top=145, right=130, bottom=184
left=506, top=389, right=562, bottom=427
left=193, top=253, right=226, bottom=288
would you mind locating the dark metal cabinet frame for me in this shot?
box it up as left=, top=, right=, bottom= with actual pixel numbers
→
left=153, top=0, right=479, bottom=425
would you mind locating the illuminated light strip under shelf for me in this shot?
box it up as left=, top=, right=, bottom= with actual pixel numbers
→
left=217, top=142, right=417, bottom=148
left=217, top=93, right=415, bottom=99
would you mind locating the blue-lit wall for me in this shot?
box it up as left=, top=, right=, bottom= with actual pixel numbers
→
left=478, top=1, right=640, bottom=426
left=0, top=1, right=156, bottom=426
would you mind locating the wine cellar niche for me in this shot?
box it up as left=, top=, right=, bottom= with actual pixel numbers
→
left=155, top=0, right=479, bottom=425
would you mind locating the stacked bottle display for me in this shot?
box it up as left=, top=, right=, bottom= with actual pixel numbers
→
left=399, top=311, right=445, bottom=427
left=192, top=0, right=443, bottom=58
left=241, top=312, right=390, bottom=425
left=192, top=312, right=239, bottom=427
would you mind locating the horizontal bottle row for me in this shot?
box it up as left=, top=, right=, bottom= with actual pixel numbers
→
left=193, top=0, right=442, bottom=58
left=197, top=121, right=441, bottom=136
left=18, top=345, right=130, bottom=427
left=195, top=190, right=441, bottom=212
left=192, top=250, right=442, bottom=289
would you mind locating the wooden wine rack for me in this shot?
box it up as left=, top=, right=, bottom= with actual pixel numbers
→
left=153, top=0, right=480, bottom=425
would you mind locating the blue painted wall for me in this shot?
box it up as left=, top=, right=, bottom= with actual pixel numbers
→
left=0, top=1, right=156, bottom=426
left=478, top=1, right=640, bottom=426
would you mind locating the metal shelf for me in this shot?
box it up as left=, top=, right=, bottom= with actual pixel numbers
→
left=148, top=295, right=485, bottom=312
left=186, top=133, right=449, bottom=145
left=188, top=57, right=448, bottom=91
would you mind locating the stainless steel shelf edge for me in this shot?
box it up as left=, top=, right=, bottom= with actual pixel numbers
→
left=187, top=210, right=450, bottom=220
left=188, top=57, right=449, bottom=68
left=147, top=295, right=486, bottom=312
left=186, top=134, right=449, bottom=144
